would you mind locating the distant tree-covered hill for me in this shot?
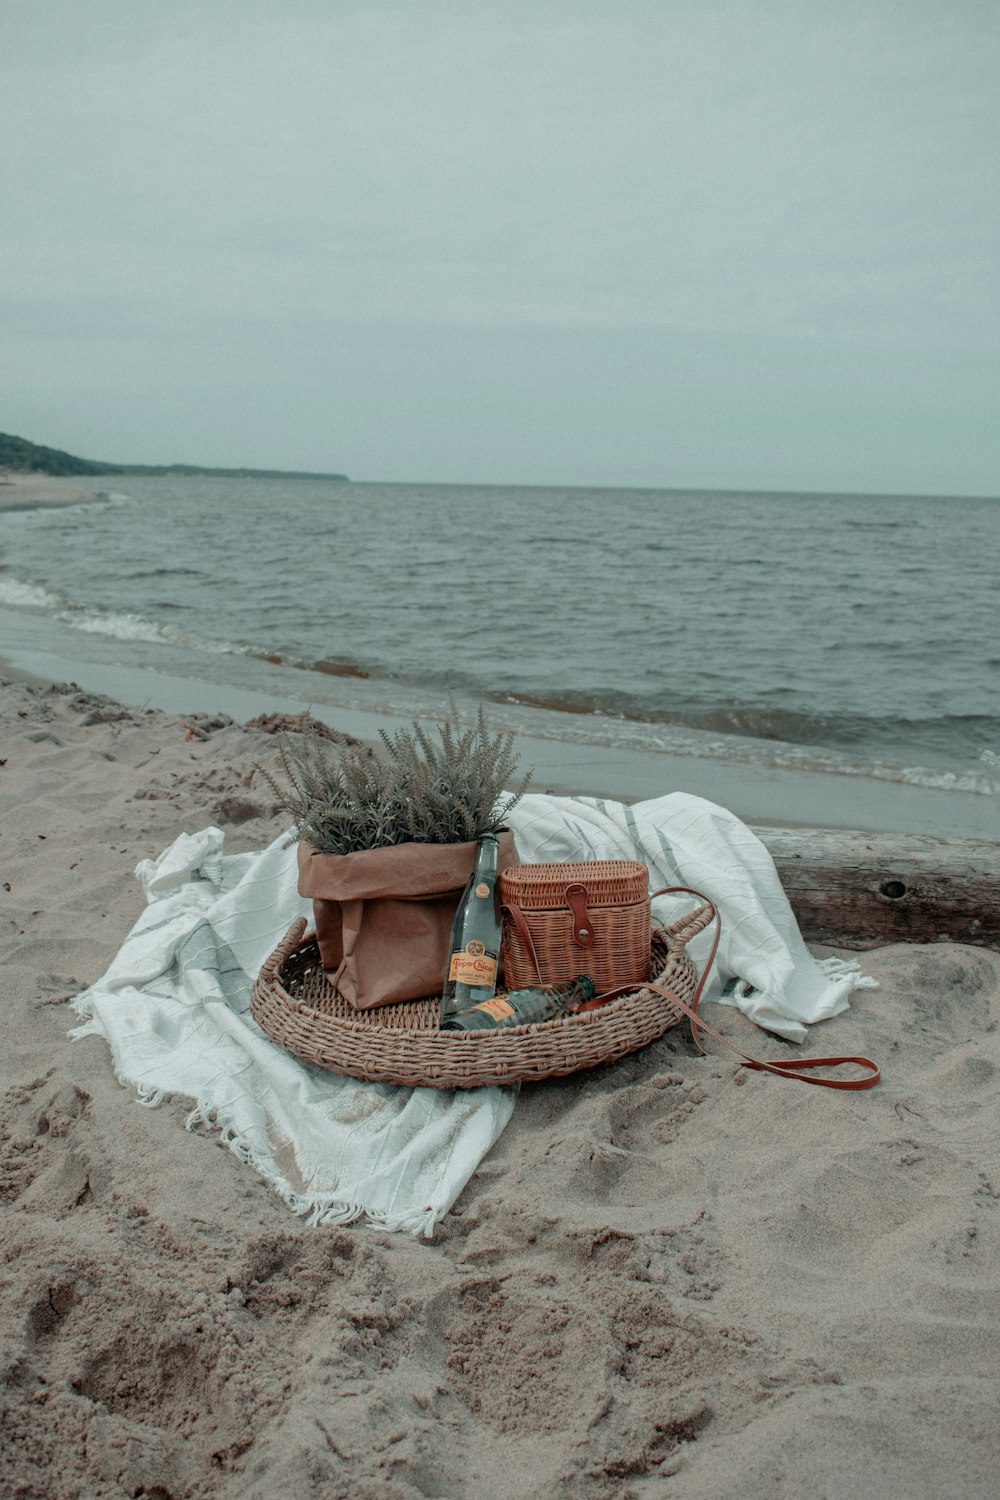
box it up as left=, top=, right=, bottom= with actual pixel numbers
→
left=0, top=431, right=348, bottom=481
left=0, top=432, right=117, bottom=476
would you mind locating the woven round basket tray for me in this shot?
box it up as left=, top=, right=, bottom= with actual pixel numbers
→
left=251, top=899, right=716, bottom=1088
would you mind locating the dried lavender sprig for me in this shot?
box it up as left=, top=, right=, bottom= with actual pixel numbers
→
left=258, top=705, right=531, bottom=855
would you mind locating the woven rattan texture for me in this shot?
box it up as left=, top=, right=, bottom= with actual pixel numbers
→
left=499, top=860, right=648, bottom=910
left=499, top=859, right=651, bottom=992
left=251, top=902, right=715, bottom=1088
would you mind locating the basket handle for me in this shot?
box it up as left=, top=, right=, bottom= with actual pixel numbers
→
left=259, top=917, right=309, bottom=983
left=651, top=885, right=718, bottom=950
left=575, top=886, right=721, bottom=1015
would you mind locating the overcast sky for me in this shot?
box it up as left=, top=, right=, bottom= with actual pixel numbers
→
left=2, top=1, right=997, bottom=494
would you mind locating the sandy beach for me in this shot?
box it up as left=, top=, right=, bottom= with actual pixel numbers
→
left=0, top=470, right=109, bottom=512
left=1, top=672, right=998, bottom=1498
left=5, top=0, right=998, bottom=1489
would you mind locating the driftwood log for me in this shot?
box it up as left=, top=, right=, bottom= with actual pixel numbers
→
left=750, top=827, right=1000, bottom=951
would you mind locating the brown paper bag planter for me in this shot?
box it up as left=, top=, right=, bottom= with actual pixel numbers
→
left=252, top=901, right=717, bottom=1088
left=297, top=832, right=517, bottom=1010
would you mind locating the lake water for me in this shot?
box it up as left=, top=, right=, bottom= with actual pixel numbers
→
left=1, top=476, right=998, bottom=800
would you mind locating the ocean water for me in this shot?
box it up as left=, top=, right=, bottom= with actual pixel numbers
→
left=1, top=476, right=998, bottom=797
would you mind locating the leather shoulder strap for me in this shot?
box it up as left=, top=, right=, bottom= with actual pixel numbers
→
left=640, top=979, right=880, bottom=1090
left=511, top=880, right=880, bottom=1090
left=589, top=884, right=880, bottom=1091
left=501, top=896, right=543, bottom=980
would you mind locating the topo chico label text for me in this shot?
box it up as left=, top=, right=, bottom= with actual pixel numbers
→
left=448, top=940, right=499, bottom=985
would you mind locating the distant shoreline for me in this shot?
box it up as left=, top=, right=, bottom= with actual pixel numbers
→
left=110, top=465, right=349, bottom=481
left=0, top=428, right=349, bottom=483
left=0, top=469, right=353, bottom=515
left=0, top=471, right=107, bottom=512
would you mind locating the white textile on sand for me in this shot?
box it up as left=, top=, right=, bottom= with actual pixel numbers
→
left=510, top=794, right=876, bottom=1042
left=72, top=792, right=874, bottom=1236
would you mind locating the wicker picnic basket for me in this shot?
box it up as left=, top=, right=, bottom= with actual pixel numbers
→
left=251, top=896, right=717, bottom=1088
left=500, top=858, right=651, bottom=993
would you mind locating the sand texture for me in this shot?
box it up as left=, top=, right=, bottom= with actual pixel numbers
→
left=2, top=677, right=999, bottom=1499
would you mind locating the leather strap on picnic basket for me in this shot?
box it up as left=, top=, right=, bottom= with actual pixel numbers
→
left=500, top=859, right=651, bottom=994
left=501, top=865, right=878, bottom=1091
left=590, top=886, right=880, bottom=1091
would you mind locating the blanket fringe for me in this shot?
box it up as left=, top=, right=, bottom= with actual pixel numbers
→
left=69, top=1007, right=168, bottom=1106
left=66, top=1014, right=411, bottom=1230
left=366, top=1204, right=440, bottom=1237
left=305, top=1198, right=368, bottom=1228
left=177, top=1104, right=438, bottom=1234
left=68, top=1015, right=102, bottom=1040
left=816, top=956, right=879, bottom=990
left=69, top=990, right=99, bottom=1027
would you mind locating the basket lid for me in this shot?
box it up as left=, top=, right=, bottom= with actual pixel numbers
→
left=499, top=859, right=648, bottom=910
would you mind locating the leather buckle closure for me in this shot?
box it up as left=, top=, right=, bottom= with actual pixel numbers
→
left=565, top=883, right=594, bottom=947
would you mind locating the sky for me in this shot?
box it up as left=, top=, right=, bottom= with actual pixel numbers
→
left=2, top=0, right=997, bottom=495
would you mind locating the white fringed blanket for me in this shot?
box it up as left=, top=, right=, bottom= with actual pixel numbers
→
left=72, top=792, right=874, bottom=1235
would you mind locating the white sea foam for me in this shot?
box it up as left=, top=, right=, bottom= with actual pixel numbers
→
left=66, top=605, right=263, bottom=659
left=72, top=610, right=169, bottom=644
left=0, top=574, right=169, bottom=645
left=0, top=577, right=65, bottom=611
left=0, top=568, right=270, bottom=666
left=69, top=491, right=134, bottom=510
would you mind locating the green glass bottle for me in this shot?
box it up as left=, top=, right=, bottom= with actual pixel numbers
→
left=440, top=833, right=503, bottom=1023
left=441, top=975, right=596, bottom=1031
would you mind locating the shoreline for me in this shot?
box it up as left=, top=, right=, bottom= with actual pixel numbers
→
left=0, top=470, right=109, bottom=511
left=1, top=669, right=998, bottom=1497
left=1, top=639, right=996, bottom=838
left=2, top=472, right=997, bottom=840
left=1, top=473, right=996, bottom=838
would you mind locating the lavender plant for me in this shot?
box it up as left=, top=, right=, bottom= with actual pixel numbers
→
left=258, top=704, right=532, bottom=854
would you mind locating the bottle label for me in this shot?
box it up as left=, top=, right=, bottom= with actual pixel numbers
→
left=469, top=995, right=516, bottom=1021
left=448, top=942, right=498, bottom=985
left=474, top=882, right=490, bottom=898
